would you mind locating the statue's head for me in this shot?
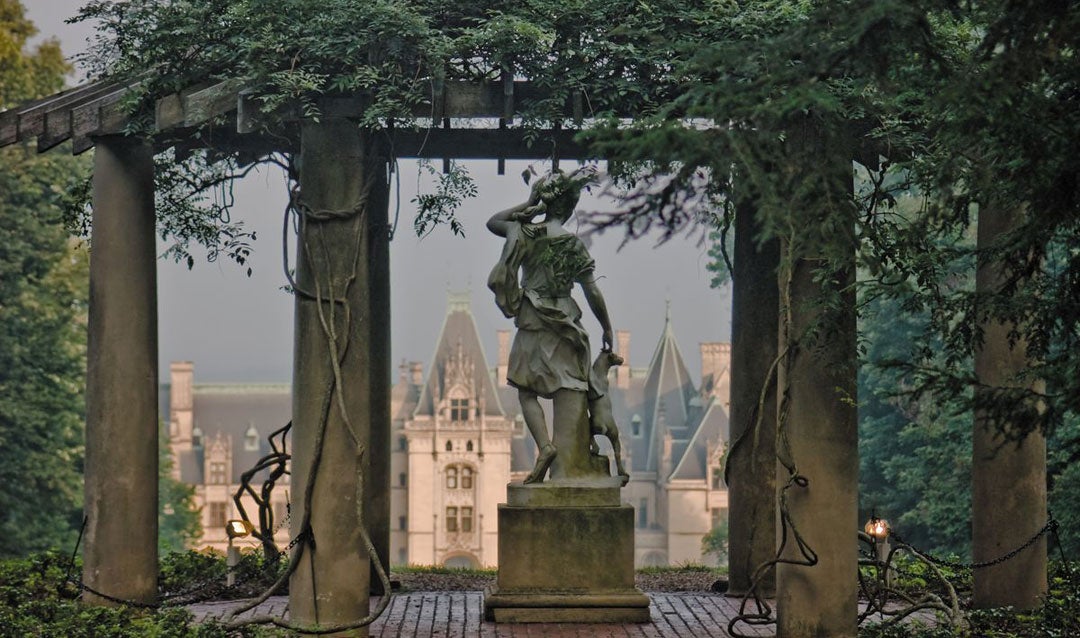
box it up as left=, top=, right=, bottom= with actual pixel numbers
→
left=529, top=166, right=597, bottom=223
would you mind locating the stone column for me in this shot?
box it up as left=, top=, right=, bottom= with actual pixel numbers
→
left=365, top=139, right=392, bottom=596
left=290, top=119, right=390, bottom=634
left=972, top=203, right=1047, bottom=610
left=775, top=130, right=858, bottom=638
left=83, top=135, right=158, bottom=605
left=726, top=195, right=780, bottom=597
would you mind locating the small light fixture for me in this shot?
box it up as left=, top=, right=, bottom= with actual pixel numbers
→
left=226, top=519, right=254, bottom=540
left=864, top=513, right=890, bottom=540
left=224, top=519, right=253, bottom=588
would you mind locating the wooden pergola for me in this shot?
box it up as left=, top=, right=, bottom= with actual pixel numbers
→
left=0, top=74, right=1046, bottom=637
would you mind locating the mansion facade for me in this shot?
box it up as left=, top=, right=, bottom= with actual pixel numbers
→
left=166, top=294, right=730, bottom=567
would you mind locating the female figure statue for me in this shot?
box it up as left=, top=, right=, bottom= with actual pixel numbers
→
left=487, top=168, right=613, bottom=484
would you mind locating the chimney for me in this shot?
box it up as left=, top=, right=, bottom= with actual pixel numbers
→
left=496, top=330, right=511, bottom=385
left=410, top=362, right=424, bottom=385
left=616, top=329, right=631, bottom=388
left=700, top=342, right=731, bottom=401
left=170, top=361, right=194, bottom=446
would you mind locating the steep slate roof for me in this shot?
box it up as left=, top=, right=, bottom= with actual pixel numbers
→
left=414, top=294, right=505, bottom=419
left=170, top=385, right=291, bottom=485
left=640, top=306, right=697, bottom=473
left=669, top=397, right=730, bottom=481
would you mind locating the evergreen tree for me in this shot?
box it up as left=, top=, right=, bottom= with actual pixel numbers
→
left=0, top=0, right=89, bottom=556
left=158, top=425, right=202, bottom=553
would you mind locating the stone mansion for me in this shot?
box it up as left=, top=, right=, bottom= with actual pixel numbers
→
left=165, top=293, right=730, bottom=567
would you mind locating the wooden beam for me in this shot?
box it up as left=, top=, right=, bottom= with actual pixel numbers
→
left=14, top=82, right=121, bottom=144
left=154, top=78, right=245, bottom=131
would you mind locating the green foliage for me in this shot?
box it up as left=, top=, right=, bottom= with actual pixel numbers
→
left=0, top=3, right=90, bottom=557
left=0, top=0, right=69, bottom=108
left=412, top=160, right=477, bottom=238
left=159, top=427, right=201, bottom=553
left=861, top=567, right=1080, bottom=637
left=0, top=553, right=289, bottom=637
left=159, top=549, right=288, bottom=600
left=858, top=289, right=973, bottom=556
left=701, top=519, right=729, bottom=563
left=635, top=563, right=720, bottom=575
left=393, top=564, right=496, bottom=576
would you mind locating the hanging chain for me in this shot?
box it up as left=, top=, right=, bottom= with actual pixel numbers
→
left=891, top=518, right=1058, bottom=572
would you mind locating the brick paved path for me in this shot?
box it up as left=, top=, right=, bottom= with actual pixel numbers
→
left=187, top=592, right=805, bottom=637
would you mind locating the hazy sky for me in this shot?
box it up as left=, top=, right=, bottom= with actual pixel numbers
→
left=26, top=2, right=732, bottom=384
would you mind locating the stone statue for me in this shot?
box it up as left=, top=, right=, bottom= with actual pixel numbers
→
left=487, top=168, right=614, bottom=484
left=588, top=350, right=630, bottom=485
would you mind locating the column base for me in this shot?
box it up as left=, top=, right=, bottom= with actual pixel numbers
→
left=484, top=587, right=651, bottom=623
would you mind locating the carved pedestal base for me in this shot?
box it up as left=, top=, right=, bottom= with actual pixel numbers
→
left=484, top=481, right=650, bottom=623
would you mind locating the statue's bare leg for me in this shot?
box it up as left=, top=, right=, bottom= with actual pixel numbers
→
left=519, top=389, right=556, bottom=484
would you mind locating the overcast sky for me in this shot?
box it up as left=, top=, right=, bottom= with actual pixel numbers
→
left=26, top=2, right=732, bottom=384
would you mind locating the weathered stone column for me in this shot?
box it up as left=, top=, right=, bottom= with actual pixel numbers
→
left=972, top=204, right=1047, bottom=610
left=775, top=130, right=858, bottom=638
left=83, top=135, right=158, bottom=605
left=727, top=195, right=780, bottom=597
left=290, top=119, right=390, bottom=635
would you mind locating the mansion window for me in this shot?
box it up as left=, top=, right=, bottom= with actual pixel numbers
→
left=466, top=440, right=474, bottom=452
left=209, top=461, right=227, bottom=485
left=445, top=440, right=453, bottom=452
left=450, top=398, right=470, bottom=421
left=637, top=499, right=648, bottom=529
left=399, top=516, right=407, bottom=531
left=445, top=464, right=474, bottom=490
left=398, top=436, right=408, bottom=451
left=399, top=472, right=407, bottom=487
left=631, top=414, right=642, bottom=437
left=445, top=506, right=473, bottom=533
left=208, top=501, right=228, bottom=528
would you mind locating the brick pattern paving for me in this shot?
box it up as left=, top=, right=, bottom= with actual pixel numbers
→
left=189, top=592, right=778, bottom=637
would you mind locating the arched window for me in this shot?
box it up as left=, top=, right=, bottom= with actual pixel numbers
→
left=461, top=506, right=473, bottom=532
left=631, top=414, right=642, bottom=437
left=445, top=440, right=453, bottom=452
left=444, top=554, right=478, bottom=569
left=446, top=466, right=458, bottom=489
left=466, top=440, right=474, bottom=452
left=461, top=467, right=473, bottom=489
left=446, top=506, right=458, bottom=532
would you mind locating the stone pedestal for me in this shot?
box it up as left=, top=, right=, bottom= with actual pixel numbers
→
left=484, top=478, right=650, bottom=623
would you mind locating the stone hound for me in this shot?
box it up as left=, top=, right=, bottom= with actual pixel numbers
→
left=589, top=349, right=630, bottom=486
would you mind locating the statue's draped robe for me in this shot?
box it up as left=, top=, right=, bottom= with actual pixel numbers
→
left=489, top=223, right=601, bottom=399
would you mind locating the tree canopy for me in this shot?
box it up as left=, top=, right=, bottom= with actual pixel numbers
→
left=0, top=0, right=88, bottom=556
left=60, top=0, right=1080, bottom=554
